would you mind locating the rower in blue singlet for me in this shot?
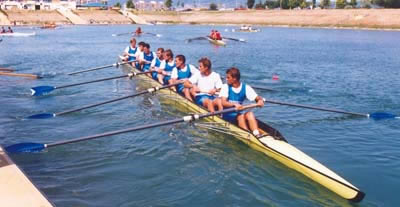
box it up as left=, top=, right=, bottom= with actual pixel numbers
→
left=157, top=49, right=175, bottom=85
left=122, top=38, right=138, bottom=65
left=220, top=67, right=265, bottom=137
left=139, top=43, right=156, bottom=76
left=150, top=48, right=164, bottom=80
left=170, top=54, right=199, bottom=98
left=135, top=42, right=146, bottom=70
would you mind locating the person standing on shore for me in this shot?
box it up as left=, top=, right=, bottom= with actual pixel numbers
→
left=184, top=57, right=223, bottom=112
left=219, top=67, right=265, bottom=137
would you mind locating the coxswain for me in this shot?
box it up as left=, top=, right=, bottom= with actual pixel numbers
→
left=138, top=43, right=156, bottom=76
left=184, top=57, right=223, bottom=112
left=170, top=54, right=199, bottom=100
left=150, top=48, right=164, bottom=81
left=220, top=67, right=265, bottom=137
left=157, top=49, right=175, bottom=85
left=122, top=38, right=139, bottom=66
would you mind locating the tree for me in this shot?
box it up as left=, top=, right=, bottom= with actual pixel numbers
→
left=209, top=3, right=218, bottom=10
left=312, top=0, right=316, bottom=7
left=247, top=0, right=256, bottom=8
left=349, top=0, right=357, bottom=7
left=165, top=0, right=173, bottom=9
left=373, top=0, right=400, bottom=8
left=321, top=0, right=331, bottom=8
left=288, top=0, right=297, bottom=8
left=255, top=0, right=265, bottom=8
left=336, top=0, right=347, bottom=8
left=300, top=1, right=307, bottom=8
left=114, top=2, right=121, bottom=8
left=126, top=0, right=135, bottom=9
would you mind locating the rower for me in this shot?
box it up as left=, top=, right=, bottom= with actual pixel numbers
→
left=122, top=38, right=139, bottom=66
left=7, top=27, right=13, bottom=33
left=170, top=54, right=199, bottom=100
left=184, top=57, right=223, bottom=112
left=220, top=67, right=265, bottom=137
left=135, top=27, right=142, bottom=36
left=135, top=41, right=146, bottom=69
left=150, top=48, right=164, bottom=81
left=138, top=43, right=156, bottom=76
left=215, top=30, right=222, bottom=40
left=209, top=30, right=215, bottom=39
left=157, top=49, right=175, bottom=85
left=1, top=27, right=5, bottom=33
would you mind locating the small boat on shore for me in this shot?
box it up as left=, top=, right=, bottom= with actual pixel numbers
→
left=119, top=58, right=365, bottom=202
left=0, top=32, right=36, bottom=37
left=207, top=37, right=226, bottom=46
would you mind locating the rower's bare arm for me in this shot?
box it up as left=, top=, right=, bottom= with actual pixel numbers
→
left=256, top=96, right=265, bottom=107
left=184, top=80, right=193, bottom=88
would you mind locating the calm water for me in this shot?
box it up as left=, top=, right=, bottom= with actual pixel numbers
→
left=1, top=25, right=399, bottom=206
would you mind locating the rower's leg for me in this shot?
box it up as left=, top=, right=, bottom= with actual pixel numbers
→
left=158, top=74, right=164, bottom=84
left=212, top=98, right=223, bottom=111
left=203, top=99, right=214, bottom=112
left=244, top=112, right=259, bottom=135
left=183, top=88, right=193, bottom=101
left=237, top=114, right=248, bottom=130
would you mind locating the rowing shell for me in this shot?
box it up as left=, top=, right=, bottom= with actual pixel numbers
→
left=207, top=37, right=226, bottom=46
left=119, top=59, right=365, bottom=202
left=232, top=28, right=261, bottom=33
left=0, top=32, right=36, bottom=37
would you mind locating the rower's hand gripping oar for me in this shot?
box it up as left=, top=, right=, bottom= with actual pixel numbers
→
left=67, top=60, right=136, bottom=76
left=27, top=81, right=179, bottom=119
left=7, top=104, right=260, bottom=153
left=264, top=99, right=398, bottom=120
left=31, top=70, right=146, bottom=96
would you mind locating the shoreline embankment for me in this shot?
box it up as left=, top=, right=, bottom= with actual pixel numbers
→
left=1, top=9, right=400, bottom=31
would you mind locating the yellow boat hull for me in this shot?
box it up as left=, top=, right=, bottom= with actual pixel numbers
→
left=121, top=61, right=365, bottom=202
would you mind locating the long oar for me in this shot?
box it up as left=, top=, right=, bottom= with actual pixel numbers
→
left=264, top=99, right=398, bottom=120
left=111, top=32, right=132, bottom=37
left=31, top=71, right=150, bottom=96
left=0, top=71, right=41, bottom=79
left=223, top=37, right=246, bottom=42
left=145, top=32, right=162, bottom=37
left=186, top=37, right=207, bottom=43
left=67, top=60, right=136, bottom=76
left=7, top=104, right=259, bottom=153
left=0, top=68, right=15, bottom=72
left=27, top=82, right=180, bottom=119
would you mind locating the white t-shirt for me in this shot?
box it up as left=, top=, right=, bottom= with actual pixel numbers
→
left=150, top=57, right=161, bottom=68
left=219, top=83, right=258, bottom=102
left=171, top=64, right=199, bottom=79
left=189, top=71, right=223, bottom=96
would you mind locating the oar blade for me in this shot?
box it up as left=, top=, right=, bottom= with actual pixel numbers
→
left=27, top=113, right=55, bottom=119
left=5, top=142, right=46, bottom=153
left=31, top=86, right=55, bottom=96
left=369, top=112, right=397, bottom=120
